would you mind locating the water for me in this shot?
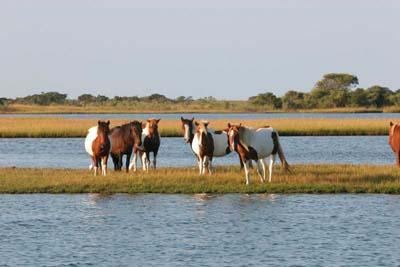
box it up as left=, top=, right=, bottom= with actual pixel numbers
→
left=1, top=112, right=400, bottom=120
left=0, top=194, right=399, bottom=266
left=0, top=136, right=394, bottom=168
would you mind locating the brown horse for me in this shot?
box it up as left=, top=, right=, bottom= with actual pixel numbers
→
left=192, top=121, right=214, bottom=175
left=130, top=118, right=161, bottom=172
left=389, top=122, right=400, bottom=166
left=109, top=121, right=143, bottom=172
left=84, top=120, right=111, bottom=176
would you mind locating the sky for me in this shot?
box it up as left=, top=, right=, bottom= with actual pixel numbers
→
left=0, top=0, right=399, bottom=100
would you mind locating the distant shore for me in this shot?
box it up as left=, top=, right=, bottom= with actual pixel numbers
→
left=0, top=165, right=399, bottom=194
left=0, top=103, right=397, bottom=114
left=0, top=117, right=394, bottom=137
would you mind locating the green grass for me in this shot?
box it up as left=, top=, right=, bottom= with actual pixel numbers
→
left=1, top=165, right=400, bottom=194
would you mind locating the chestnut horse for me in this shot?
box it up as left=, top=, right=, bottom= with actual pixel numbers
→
left=192, top=121, right=214, bottom=175
left=84, top=120, right=111, bottom=176
left=389, top=122, right=400, bottom=167
left=129, top=119, right=161, bottom=172
left=227, top=123, right=290, bottom=184
left=109, top=121, right=142, bottom=172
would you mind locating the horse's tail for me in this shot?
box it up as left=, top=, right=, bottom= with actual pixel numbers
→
left=271, top=131, right=291, bottom=173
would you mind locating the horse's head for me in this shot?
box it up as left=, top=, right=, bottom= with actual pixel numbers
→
left=227, top=122, right=242, bottom=152
left=97, top=120, right=111, bottom=136
left=195, top=121, right=210, bottom=146
left=130, top=120, right=143, bottom=147
left=181, top=116, right=195, bottom=143
left=97, top=120, right=111, bottom=151
left=145, top=118, right=160, bottom=139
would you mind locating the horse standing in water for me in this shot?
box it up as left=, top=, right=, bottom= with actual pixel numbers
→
left=191, top=121, right=214, bottom=175
left=129, top=119, right=161, bottom=172
left=180, top=117, right=247, bottom=170
left=227, top=123, right=290, bottom=185
left=84, top=120, right=111, bottom=176
left=109, top=121, right=142, bottom=172
left=389, top=122, right=400, bottom=167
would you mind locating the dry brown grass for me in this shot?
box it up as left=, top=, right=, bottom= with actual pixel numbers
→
left=0, top=117, right=396, bottom=137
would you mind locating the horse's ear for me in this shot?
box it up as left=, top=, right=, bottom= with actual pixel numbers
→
left=147, top=119, right=151, bottom=123
left=204, top=122, right=209, bottom=127
left=156, top=119, right=161, bottom=124
left=390, top=121, right=394, bottom=127
left=181, top=116, right=184, bottom=122
left=98, top=120, right=101, bottom=125
left=107, top=120, right=110, bottom=125
left=239, top=123, right=242, bottom=128
left=227, top=123, right=231, bottom=128
left=194, top=121, right=199, bottom=126
left=191, top=117, right=194, bottom=121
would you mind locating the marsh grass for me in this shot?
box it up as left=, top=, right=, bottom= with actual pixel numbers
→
left=0, top=117, right=395, bottom=137
left=1, top=165, right=400, bottom=194
left=0, top=103, right=386, bottom=114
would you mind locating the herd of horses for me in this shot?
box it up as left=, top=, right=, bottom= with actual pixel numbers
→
left=84, top=117, right=291, bottom=185
left=85, top=118, right=400, bottom=185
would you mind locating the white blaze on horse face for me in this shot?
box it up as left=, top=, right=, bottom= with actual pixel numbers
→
left=184, top=124, right=190, bottom=142
left=229, top=130, right=236, bottom=151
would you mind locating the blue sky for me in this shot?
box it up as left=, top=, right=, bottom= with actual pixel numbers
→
left=1, top=0, right=399, bottom=99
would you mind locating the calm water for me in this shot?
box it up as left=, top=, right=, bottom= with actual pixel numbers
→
left=1, top=194, right=399, bottom=266
left=0, top=136, right=394, bottom=168
left=1, top=112, right=400, bottom=120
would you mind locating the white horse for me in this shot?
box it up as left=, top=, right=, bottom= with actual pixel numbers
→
left=84, top=120, right=111, bottom=176
left=227, top=123, right=290, bottom=185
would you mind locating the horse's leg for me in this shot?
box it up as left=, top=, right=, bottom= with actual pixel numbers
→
left=260, top=158, right=268, bottom=182
left=198, top=157, right=204, bottom=175
left=153, top=151, right=158, bottom=170
left=239, top=157, right=244, bottom=170
left=89, top=157, right=94, bottom=170
left=268, top=154, right=276, bottom=183
left=129, top=150, right=137, bottom=172
left=243, top=160, right=251, bottom=185
left=125, top=153, right=131, bottom=173
left=101, top=155, right=108, bottom=176
left=141, top=152, right=148, bottom=172
left=202, top=156, right=209, bottom=175
left=111, top=154, right=118, bottom=171
left=207, top=158, right=213, bottom=175
left=93, top=156, right=99, bottom=176
left=256, top=160, right=264, bottom=183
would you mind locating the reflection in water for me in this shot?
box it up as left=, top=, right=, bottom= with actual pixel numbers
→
left=1, top=194, right=400, bottom=266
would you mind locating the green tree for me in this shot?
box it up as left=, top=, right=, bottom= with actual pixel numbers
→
left=350, top=88, right=369, bottom=107
left=311, top=73, right=359, bottom=108
left=249, top=92, right=282, bottom=109
left=366, top=85, right=393, bottom=107
left=282, top=90, right=306, bottom=109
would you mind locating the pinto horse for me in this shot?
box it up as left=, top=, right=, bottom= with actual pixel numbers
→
left=227, top=123, right=290, bottom=185
left=109, top=121, right=142, bottom=172
left=192, top=121, right=214, bottom=175
left=84, top=120, right=111, bottom=176
left=129, top=118, right=161, bottom=172
left=389, top=122, right=400, bottom=167
left=181, top=117, right=248, bottom=170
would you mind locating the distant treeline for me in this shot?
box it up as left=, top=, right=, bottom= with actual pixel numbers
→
left=1, top=73, right=399, bottom=110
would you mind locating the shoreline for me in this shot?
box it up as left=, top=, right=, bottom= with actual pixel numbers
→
left=0, top=117, right=394, bottom=137
left=1, top=165, right=399, bottom=194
